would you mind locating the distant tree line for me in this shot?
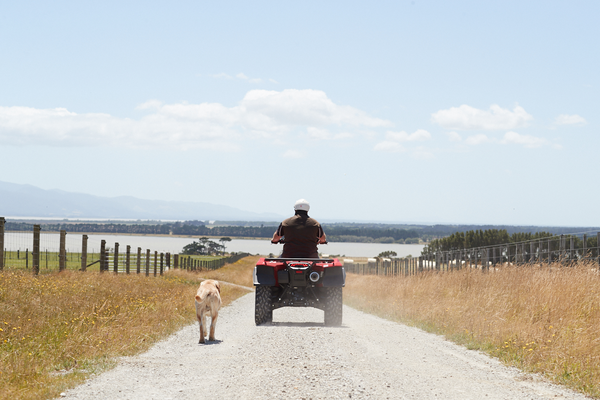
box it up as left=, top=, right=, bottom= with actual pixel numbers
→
left=5, top=220, right=596, bottom=247
left=422, top=229, right=555, bottom=255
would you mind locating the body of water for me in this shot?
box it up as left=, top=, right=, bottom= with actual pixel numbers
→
left=4, top=232, right=424, bottom=258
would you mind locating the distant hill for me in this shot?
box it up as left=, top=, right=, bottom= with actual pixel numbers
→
left=0, top=181, right=284, bottom=221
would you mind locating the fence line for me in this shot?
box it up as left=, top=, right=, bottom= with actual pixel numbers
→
left=1, top=219, right=248, bottom=276
left=344, top=231, right=600, bottom=277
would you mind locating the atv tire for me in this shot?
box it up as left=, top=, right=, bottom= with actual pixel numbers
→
left=324, top=286, right=343, bottom=326
left=255, top=285, right=273, bottom=325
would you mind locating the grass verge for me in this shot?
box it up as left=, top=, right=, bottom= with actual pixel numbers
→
left=344, top=261, right=600, bottom=397
left=0, top=256, right=256, bottom=400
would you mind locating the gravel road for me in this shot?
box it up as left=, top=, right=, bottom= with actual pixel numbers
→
left=62, top=292, right=589, bottom=400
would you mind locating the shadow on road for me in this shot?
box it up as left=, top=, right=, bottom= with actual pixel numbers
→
left=267, top=321, right=348, bottom=328
left=197, top=339, right=223, bottom=346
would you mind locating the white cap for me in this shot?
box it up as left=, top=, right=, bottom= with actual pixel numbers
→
left=294, top=199, right=310, bottom=211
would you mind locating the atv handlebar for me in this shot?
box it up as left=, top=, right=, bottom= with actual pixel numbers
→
left=271, top=239, right=327, bottom=245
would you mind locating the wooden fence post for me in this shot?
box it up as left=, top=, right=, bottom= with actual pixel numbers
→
left=81, top=235, right=88, bottom=271
left=160, top=253, right=164, bottom=275
left=99, top=240, right=106, bottom=273
left=166, top=253, right=170, bottom=271
left=33, top=225, right=40, bottom=275
left=126, top=245, right=131, bottom=274
left=114, top=243, right=119, bottom=274
left=0, top=217, right=4, bottom=271
left=153, top=251, right=158, bottom=277
left=136, top=247, right=141, bottom=274
left=174, top=254, right=179, bottom=269
left=59, top=230, right=67, bottom=272
left=145, top=249, right=150, bottom=276
left=570, top=236, right=575, bottom=263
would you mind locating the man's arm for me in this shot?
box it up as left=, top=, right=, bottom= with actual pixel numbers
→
left=271, top=232, right=283, bottom=244
left=318, top=232, right=327, bottom=244
left=272, top=223, right=284, bottom=244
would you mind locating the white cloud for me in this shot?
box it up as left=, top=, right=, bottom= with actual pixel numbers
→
left=501, top=131, right=558, bottom=148
left=432, top=104, right=533, bottom=130
left=444, top=131, right=462, bottom=142
left=385, top=129, right=431, bottom=142
left=240, top=89, right=391, bottom=129
left=554, top=114, right=587, bottom=126
left=0, top=89, right=391, bottom=150
left=373, top=141, right=405, bottom=153
left=465, top=134, right=490, bottom=145
left=282, top=150, right=304, bottom=159
left=373, top=129, right=430, bottom=153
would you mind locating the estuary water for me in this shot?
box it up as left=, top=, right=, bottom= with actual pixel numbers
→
left=4, top=232, right=424, bottom=258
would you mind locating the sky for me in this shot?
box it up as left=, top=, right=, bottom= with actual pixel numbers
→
left=0, top=1, right=598, bottom=226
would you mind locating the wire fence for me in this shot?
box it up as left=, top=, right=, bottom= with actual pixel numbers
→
left=343, top=231, right=600, bottom=276
left=0, top=218, right=248, bottom=275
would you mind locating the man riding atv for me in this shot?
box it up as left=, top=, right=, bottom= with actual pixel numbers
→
left=254, top=198, right=345, bottom=326
left=271, top=199, right=327, bottom=257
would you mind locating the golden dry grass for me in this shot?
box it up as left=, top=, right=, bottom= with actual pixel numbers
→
left=0, top=258, right=254, bottom=400
left=190, top=255, right=259, bottom=288
left=344, top=261, right=600, bottom=397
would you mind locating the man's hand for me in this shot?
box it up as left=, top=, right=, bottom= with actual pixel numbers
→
left=271, top=232, right=283, bottom=244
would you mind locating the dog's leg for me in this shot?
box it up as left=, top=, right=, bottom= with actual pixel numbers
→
left=209, top=310, right=218, bottom=342
left=196, top=303, right=205, bottom=344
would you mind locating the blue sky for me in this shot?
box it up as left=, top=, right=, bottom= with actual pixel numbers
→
left=0, top=1, right=597, bottom=226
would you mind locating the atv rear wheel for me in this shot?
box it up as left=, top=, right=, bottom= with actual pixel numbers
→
left=255, top=285, right=273, bottom=325
left=324, top=286, right=343, bottom=326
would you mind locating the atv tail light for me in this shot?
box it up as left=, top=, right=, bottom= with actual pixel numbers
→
left=309, top=271, right=320, bottom=282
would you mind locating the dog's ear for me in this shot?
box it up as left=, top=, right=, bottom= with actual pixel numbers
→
left=216, top=281, right=221, bottom=293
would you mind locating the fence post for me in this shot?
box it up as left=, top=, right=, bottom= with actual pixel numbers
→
left=145, top=249, right=150, bottom=276
left=113, top=243, right=119, bottom=273
left=174, top=254, right=179, bottom=269
left=153, top=251, right=158, bottom=277
left=126, top=245, right=131, bottom=274
left=31, top=225, right=40, bottom=274
left=166, top=253, right=170, bottom=271
left=583, top=234, right=587, bottom=261
left=100, top=240, right=106, bottom=273
left=0, top=217, right=4, bottom=271
left=160, top=253, right=164, bottom=275
left=81, top=235, right=88, bottom=271
left=58, top=230, right=67, bottom=271
left=137, top=247, right=141, bottom=274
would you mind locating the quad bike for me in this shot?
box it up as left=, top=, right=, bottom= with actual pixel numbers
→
left=253, top=250, right=346, bottom=326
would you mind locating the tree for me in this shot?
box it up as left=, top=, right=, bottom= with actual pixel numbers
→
left=219, top=237, right=232, bottom=254
left=182, top=241, right=206, bottom=255
left=377, top=250, right=397, bottom=258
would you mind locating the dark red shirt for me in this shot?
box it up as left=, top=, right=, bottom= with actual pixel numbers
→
left=276, top=212, right=324, bottom=258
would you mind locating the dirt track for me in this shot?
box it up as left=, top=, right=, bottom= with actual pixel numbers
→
left=62, top=292, right=588, bottom=399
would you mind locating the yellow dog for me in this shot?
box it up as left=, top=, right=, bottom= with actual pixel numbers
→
left=195, top=279, right=222, bottom=343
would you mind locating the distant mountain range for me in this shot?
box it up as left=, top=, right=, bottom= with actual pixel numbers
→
left=0, top=181, right=284, bottom=221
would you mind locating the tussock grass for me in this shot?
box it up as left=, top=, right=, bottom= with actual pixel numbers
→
left=344, top=262, right=600, bottom=397
left=0, top=258, right=253, bottom=400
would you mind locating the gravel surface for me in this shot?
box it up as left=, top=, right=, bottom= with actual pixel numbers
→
left=62, top=292, right=589, bottom=400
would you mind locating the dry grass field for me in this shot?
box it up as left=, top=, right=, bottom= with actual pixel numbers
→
left=0, top=256, right=257, bottom=400
left=344, top=261, right=600, bottom=397
left=5, top=254, right=600, bottom=398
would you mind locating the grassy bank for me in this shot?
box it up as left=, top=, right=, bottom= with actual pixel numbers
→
left=344, top=261, right=600, bottom=397
left=0, top=256, right=256, bottom=400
